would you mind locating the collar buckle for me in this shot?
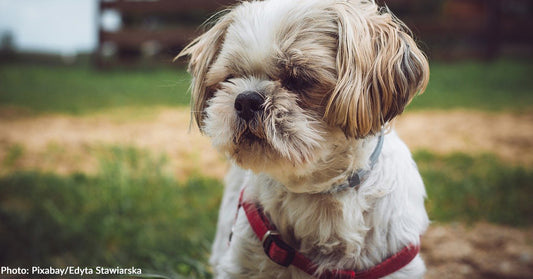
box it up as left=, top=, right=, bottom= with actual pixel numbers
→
left=262, top=230, right=295, bottom=267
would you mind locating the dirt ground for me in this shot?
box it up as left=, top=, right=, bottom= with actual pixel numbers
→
left=1, top=108, right=532, bottom=178
left=423, top=222, right=533, bottom=279
left=395, top=111, right=533, bottom=166
left=0, top=108, right=532, bottom=278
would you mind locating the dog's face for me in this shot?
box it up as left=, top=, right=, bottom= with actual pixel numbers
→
left=179, top=0, right=429, bottom=192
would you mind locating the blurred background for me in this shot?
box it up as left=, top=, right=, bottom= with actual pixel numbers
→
left=0, top=0, right=532, bottom=278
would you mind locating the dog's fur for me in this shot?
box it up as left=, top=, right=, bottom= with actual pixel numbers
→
left=178, top=0, right=430, bottom=278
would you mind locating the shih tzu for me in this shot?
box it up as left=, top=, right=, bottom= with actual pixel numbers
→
left=178, top=0, right=430, bottom=278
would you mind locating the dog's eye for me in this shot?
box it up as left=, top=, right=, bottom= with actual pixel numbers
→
left=283, top=77, right=313, bottom=92
left=224, top=75, right=235, bottom=82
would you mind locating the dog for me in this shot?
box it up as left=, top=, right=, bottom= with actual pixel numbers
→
left=178, top=0, right=430, bottom=278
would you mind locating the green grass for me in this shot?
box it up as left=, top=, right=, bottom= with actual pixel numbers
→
left=408, top=59, right=533, bottom=112
left=1, top=59, right=532, bottom=114
left=0, top=147, right=222, bottom=278
left=0, top=63, right=192, bottom=114
left=415, top=151, right=533, bottom=226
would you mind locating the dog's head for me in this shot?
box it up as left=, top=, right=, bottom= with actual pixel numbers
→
left=178, top=0, right=428, bottom=192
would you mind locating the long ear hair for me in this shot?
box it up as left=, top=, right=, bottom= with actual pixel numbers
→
left=325, top=1, right=429, bottom=138
left=176, top=10, right=233, bottom=130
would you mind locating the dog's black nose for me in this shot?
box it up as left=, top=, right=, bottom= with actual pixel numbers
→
left=234, top=91, right=264, bottom=121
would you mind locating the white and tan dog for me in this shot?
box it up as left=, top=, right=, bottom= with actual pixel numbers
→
left=179, top=0, right=430, bottom=278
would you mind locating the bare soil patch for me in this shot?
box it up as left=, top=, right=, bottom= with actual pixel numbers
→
left=423, top=223, right=533, bottom=279
left=0, top=108, right=225, bottom=179
left=395, top=111, right=533, bottom=166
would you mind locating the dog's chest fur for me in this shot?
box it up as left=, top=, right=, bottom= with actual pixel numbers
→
left=210, top=131, right=429, bottom=278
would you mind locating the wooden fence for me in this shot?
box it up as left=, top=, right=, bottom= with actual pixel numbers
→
left=95, top=0, right=533, bottom=67
left=382, top=0, right=533, bottom=60
left=95, top=0, right=235, bottom=68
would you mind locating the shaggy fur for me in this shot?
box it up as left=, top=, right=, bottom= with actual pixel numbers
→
left=178, top=0, right=430, bottom=278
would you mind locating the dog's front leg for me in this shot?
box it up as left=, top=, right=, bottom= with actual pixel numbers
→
left=213, top=218, right=261, bottom=278
left=210, top=166, right=253, bottom=269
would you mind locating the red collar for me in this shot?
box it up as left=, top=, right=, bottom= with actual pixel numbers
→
left=235, top=188, right=420, bottom=279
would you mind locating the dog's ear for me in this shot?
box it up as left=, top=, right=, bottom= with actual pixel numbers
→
left=325, top=2, right=429, bottom=138
left=176, top=11, right=233, bottom=130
